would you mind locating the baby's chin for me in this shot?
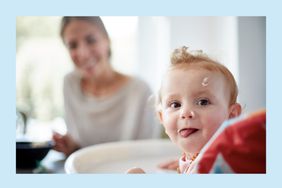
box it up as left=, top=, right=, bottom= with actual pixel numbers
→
left=178, top=140, right=203, bottom=155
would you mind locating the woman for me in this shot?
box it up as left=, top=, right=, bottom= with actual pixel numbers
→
left=53, top=17, right=160, bottom=156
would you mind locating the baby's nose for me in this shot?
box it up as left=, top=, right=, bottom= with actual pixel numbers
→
left=181, top=109, right=195, bottom=119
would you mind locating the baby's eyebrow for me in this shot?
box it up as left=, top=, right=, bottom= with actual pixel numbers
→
left=193, top=90, right=215, bottom=99
left=163, top=94, right=180, bottom=101
left=194, top=90, right=208, bottom=96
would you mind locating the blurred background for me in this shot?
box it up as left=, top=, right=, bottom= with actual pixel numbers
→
left=16, top=16, right=266, bottom=140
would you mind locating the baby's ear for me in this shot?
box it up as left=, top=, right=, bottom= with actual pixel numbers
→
left=157, top=111, right=164, bottom=124
left=229, top=103, right=242, bottom=119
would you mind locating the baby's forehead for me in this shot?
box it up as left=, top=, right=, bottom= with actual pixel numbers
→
left=167, top=67, right=223, bottom=82
left=162, top=68, right=228, bottom=94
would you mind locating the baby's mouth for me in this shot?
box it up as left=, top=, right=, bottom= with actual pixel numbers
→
left=178, top=128, right=199, bottom=138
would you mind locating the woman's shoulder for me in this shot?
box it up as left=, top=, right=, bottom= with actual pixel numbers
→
left=126, top=76, right=151, bottom=92
left=64, top=71, right=80, bottom=82
left=63, top=71, right=81, bottom=93
left=119, top=76, right=152, bottom=102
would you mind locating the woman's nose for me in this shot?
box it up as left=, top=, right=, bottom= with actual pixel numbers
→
left=180, top=108, right=195, bottom=119
left=76, top=44, right=91, bottom=62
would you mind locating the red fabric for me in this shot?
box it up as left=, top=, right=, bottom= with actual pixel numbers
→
left=196, top=110, right=266, bottom=173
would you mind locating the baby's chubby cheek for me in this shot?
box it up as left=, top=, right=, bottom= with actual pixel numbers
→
left=203, top=118, right=224, bottom=138
left=164, top=127, right=177, bottom=143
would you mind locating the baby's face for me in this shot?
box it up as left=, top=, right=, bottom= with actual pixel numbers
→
left=159, top=68, right=231, bottom=156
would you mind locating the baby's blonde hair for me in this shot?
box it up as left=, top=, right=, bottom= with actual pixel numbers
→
left=156, top=46, right=238, bottom=111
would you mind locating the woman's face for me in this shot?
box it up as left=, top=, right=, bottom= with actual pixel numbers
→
left=63, top=20, right=110, bottom=79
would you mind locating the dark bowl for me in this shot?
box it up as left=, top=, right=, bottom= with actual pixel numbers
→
left=16, top=141, right=54, bottom=169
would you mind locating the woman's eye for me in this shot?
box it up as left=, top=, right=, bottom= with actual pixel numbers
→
left=196, top=98, right=210, bottom=106
left=169, top=102, right=181, bottom=108
left=67, top=42, right=77, bottom=50
left=86, top=36, right=97, bottom=44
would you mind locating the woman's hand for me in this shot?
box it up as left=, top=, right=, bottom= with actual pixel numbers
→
left=126, top=167, right=146, bottom=174
left=52, top=132, right=80, bottom=156
left=158, top=158, right=179, bottom=171
left=126, top=159, right=178, bottom=174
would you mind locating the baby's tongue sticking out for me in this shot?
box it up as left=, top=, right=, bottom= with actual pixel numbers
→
left=179, top=128, right=198, bottom=138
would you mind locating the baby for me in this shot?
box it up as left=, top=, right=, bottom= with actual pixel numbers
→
left=127, top=46, right=241, bottom=174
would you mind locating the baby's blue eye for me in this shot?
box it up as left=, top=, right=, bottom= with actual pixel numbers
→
left=169, top=102, right=181, bottom=108
left=196, top=98, right=210, bottom=106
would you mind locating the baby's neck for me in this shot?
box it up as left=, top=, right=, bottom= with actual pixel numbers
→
left=178, top=152, right=199, bottom=173
left=184, top=152, right=199, bottom=161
